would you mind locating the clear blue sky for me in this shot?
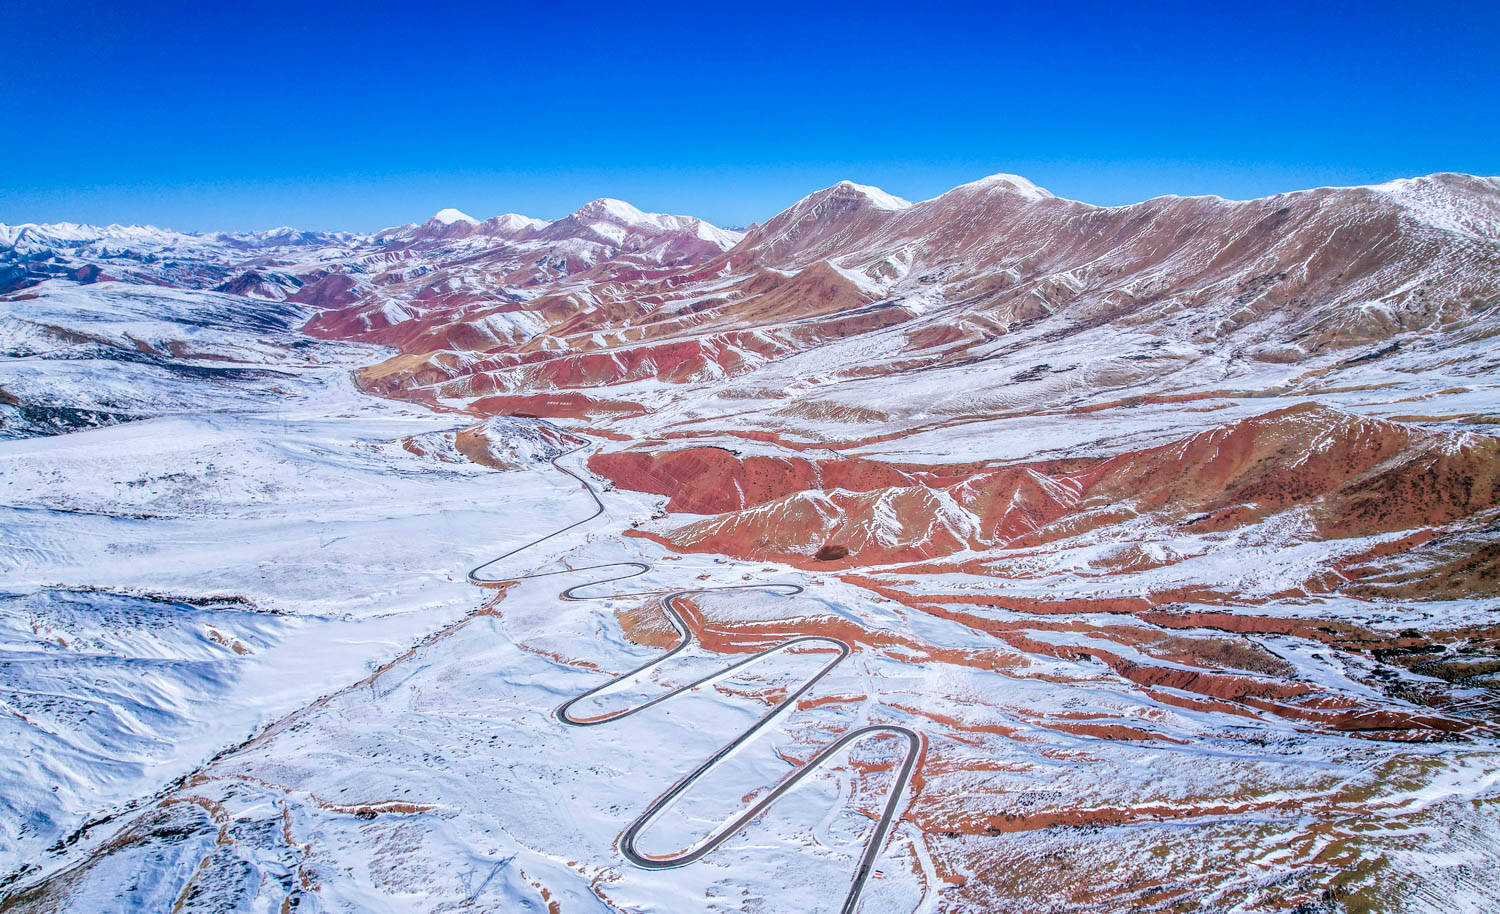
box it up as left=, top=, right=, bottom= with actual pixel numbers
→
left=4, top=0, right=1496, bottom=232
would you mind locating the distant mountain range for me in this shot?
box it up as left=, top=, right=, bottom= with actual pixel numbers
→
left=7, top=172, right=1500, bottom=912
left=10, top=172, right=1495, bottom=378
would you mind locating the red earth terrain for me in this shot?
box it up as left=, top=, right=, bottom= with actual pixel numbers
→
left=9, top=173, right=1500, bottom=913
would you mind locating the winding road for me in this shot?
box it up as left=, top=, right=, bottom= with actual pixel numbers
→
left=468, top=444, right=924, bottom=914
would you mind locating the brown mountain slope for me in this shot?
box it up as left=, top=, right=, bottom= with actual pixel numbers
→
left=604, top=405, right=1500, bottom=571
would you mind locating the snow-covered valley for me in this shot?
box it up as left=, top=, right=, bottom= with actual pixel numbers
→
left=0, top=283, right=602, bottom=892
left=3, top=171, right=1500, bottom=912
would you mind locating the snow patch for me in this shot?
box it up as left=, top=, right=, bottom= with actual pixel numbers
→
left=833, top=180, right=912, bottom=211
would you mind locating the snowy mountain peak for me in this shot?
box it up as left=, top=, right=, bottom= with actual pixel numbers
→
left=538, top=198, right=740, bottom=252
left=829, top=180, right=912, bottom=211
left=948, top=172, right=1054, bottom=200
left=485, top=213, right=546, bottom=233
left=573, top=198, right=652, bottom=226
left=430, top=208, right=479, bottom=225
left=732, top=180, right=914, bottom=264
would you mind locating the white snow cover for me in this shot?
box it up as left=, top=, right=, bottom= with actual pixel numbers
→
left=0, top=221, right=363, bottom=254
left=832, top=179, right=912, bottom=210
left=429, top=207, right=479, bottom=225
left=940, top=172, right=1055, bottom=201
left=569, top=197, right=743, bottom=249
left=0, top=283, right=611, bottom=876
left=487, top=212, right=547, bottom=233
left=1370, top=174, right=1500, bottom=240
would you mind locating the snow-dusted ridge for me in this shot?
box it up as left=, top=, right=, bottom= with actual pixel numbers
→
left=830, top=180, right=913, bottom=211
left=932, top=172, right=1054, bottom=201
left=0, top=221, right=366, bottom=251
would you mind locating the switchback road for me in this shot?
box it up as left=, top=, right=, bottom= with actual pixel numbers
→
left=468, top=444, right=923, bottom=914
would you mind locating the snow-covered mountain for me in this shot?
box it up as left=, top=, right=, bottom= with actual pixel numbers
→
left=0, top=220, right=369, bottom=294
left=0, top=195, right=745, bottom=301
left=291, top=172, right=1500, bottom=421
left=4, top=172, right=1500, bottom=914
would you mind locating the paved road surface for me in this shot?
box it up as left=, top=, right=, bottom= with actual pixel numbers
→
left=469, top=444, right=924, bottom=914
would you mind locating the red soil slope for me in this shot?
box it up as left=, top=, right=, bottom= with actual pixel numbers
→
left=595, top=404, right=1500, bottom=569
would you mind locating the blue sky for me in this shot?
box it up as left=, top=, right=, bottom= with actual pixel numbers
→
left=4, top=0, right=1496, bottom=231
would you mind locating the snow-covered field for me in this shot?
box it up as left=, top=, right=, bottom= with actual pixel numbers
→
left=0, top=283, right=600, bottom=885
left=0, top=283, right=937, bottom=912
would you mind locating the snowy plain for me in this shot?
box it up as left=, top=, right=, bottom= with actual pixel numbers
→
left=0, top=283, right=592, bottom=880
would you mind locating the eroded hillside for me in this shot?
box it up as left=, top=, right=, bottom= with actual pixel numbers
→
left=4, top=173, right=1499, bottom=913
